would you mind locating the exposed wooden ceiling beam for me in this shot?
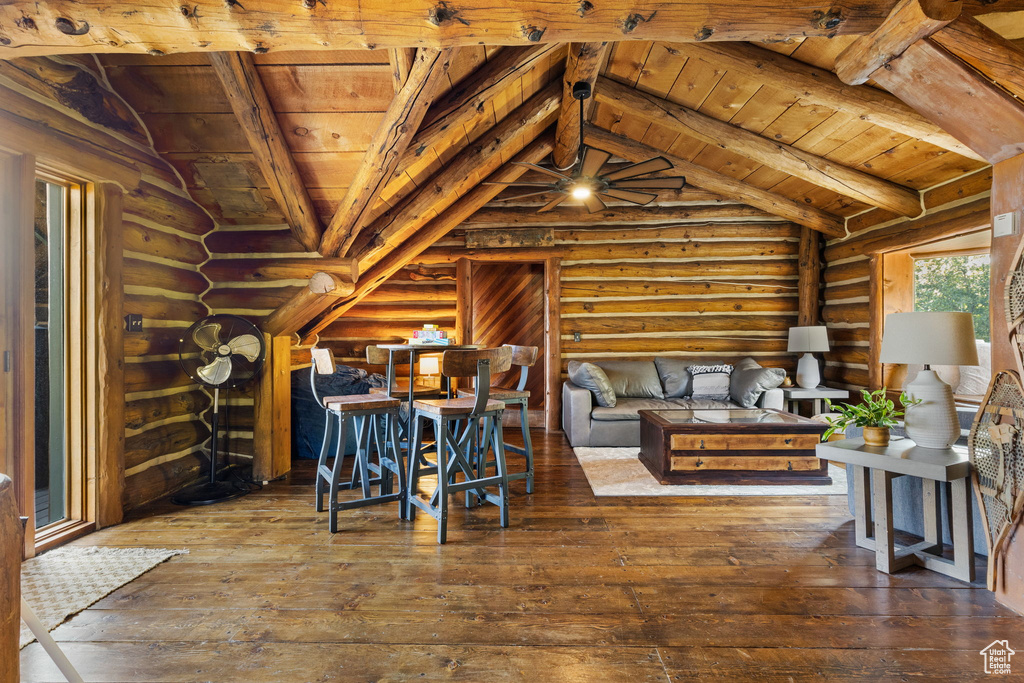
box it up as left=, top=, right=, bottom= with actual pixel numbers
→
left=262, top=272, right=355, bottom=337
left=349, top=81, right=562, bottom=272
left=302, top=134, right=555, bottom=339
left=464, top=204, right=777, bottom=227
left=395, top=44, right=556, bottom=176
left=584, top=124, right=846, bottom=238
left=386, top=48, right=417, bottom=92
left=869, top=39, right=1024, bottom=163
left=669, top=42, right=981, bottom=160
left=835, top=0, right=963, bottom=85
left=208, top=51, right=322, bottom=252
left=932, top=14, right=1024, bottom=101
left=319, top=48, right=456, bottom=258
left=595, top=76, right=923, bottom=217
left=553, top=42, right=608, bottom=169
left=2, top=0, right=1021, bottom=58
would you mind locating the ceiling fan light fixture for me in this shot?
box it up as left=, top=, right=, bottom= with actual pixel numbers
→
left=570, top=185, right=592, bottom=200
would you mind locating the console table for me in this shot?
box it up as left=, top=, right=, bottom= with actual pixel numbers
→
left=781, top=385, right=849, bottom=416
left=816, top=438, right=975, bottom=582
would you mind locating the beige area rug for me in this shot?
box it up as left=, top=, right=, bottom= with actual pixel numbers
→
left=574, top=447, right=848, bottom=497
left=20, top=546, right=186, bottom=648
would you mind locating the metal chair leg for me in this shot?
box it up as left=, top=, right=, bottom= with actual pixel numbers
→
left=520, top=401, right=534, bottom=494
left=328, top=416, right=348, bottom=533
left=436, top=418, right=450, bottom=545
left=314, top=412, right=335, bottom=512
left=407, top=413, right=422, bottom=522
left=493, top=417, right=510, bottom=529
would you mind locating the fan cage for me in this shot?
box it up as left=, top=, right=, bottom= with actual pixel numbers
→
left=179, top=314, right=266, bottom=389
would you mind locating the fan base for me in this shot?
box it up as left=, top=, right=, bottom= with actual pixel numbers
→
left=171, top=480, right=249, bottom=506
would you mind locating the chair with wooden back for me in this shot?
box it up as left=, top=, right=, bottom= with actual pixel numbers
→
left=309, top=347, right=406, bottom=532
left=457, top=344, right=539, bottom=493
left=408, top=346, right=514, bottom=544
left=365, top=345, right=442, bottom=399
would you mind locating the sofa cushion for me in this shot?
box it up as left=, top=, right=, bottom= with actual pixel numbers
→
left=594, top=360, right=665, bottom=399
left=689, top=364, right=733, bottom=401
left=730, top=357, right=786, bottom=408
left=567, top=361, right=616, bottom=407
left=670, top=398, right=740, bottom=410
left=654, top=357, right=692, bottom=398
left=591, top=398, right=680, bottom=421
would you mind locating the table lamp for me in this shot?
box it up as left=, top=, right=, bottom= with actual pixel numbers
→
left=419, top=355, right=440, bottom=381
left=788, top=326, right=830, bottom=388
left=879, top=311, right=978, bottom=449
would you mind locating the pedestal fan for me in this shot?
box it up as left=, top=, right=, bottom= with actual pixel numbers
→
left=173, top=314, right=265, bottom=506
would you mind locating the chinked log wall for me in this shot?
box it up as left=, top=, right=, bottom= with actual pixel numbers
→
left=821, top=167, right=992, bottom=390
left=0, top=55, right=219, bottom=510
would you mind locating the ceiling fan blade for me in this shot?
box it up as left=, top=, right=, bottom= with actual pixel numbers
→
left=601, top=188, right=658, bottom=205
left=192, top=322, right=222, bottom=352
left=511, top=162, right=572, bottom=181
left=492, top=190, right=559, bottom=202
left=603, top=156, right=674, bottom=181
left=581, top=193, right=607, bottom=213
left=610, top=176, right=686, bottom=190
left=537, top=194, right=569, bottom=213
left=197, top=356, right=232, bottom=386
left=228, top=334, right=261, bottom=362
left=579, top=147, right=612, bottom=178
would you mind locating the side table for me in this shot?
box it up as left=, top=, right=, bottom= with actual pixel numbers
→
left=816, top=438, right=974, bottom=582
left=782, top=386, right=850, bottom=416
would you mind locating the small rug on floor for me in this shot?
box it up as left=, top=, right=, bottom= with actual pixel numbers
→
left=574, top=447, right=848, bottom=497
left=20, top=546, right=186, bottom=648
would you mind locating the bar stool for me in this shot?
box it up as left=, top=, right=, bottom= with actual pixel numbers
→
left=309, top=348, right=405, bottom=532
left=457, top=344, right=538, bottom=494
left=407, top=347, right=513, bottom=544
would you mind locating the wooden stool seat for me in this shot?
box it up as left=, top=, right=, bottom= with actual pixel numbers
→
left=323, top=393, right=400, bottom=411
left=414, top=397, right=505, bottom=415
left=457, top=387, right=530, bottom=401
left=370, top=382, right=438, bottom=398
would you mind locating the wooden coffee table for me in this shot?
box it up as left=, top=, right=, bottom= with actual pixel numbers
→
left=639, top=408, right=830, bottom=485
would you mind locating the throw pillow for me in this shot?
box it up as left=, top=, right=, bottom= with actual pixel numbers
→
left=654, top=357, right=692, bottom=398
left=567, top=361, right=617, bottom=407
left=595, top=361, right=665, bottom=399
left=729, top=357, right=786, bottom=408
left=689, top=364, right=734, bottom=401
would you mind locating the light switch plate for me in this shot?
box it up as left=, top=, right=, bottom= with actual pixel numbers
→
left=994, top=211, right=1018, bottom=238
left=124, top=314, right=143, bottom=332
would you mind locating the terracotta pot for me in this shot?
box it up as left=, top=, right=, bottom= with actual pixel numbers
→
left=862, top=426, right=890, bottom=447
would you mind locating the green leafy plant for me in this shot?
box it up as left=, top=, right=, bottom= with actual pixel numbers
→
left=822, top=388, right=921, bottom=441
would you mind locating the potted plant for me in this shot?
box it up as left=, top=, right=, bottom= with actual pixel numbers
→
left=822, top=388, right=920, bottom=447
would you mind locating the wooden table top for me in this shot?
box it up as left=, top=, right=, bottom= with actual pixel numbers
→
left=376, top=343, right=482, bottom=351
left=640, top=408, right=825, bottom=432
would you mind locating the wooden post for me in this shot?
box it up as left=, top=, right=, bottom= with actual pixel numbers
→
left=544, top=258, right=561, bottom=432
left=253, top=334, right=293, bottom=481
left=456, top=258, right=473, bottom=345
left=797, top=227, right=822, bottom=327
left=0, top=474, right=21, bottom=683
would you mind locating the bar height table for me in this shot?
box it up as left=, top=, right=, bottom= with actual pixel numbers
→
left=376, top=343, right=482, bottom=426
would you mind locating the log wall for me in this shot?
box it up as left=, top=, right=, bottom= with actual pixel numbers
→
left=0, top=55, right=218, bottom=511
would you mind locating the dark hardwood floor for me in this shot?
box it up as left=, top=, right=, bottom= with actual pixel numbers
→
left=20, top=430, right=1023, bottom=681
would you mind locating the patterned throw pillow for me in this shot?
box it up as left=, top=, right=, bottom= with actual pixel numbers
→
left=689, top=364, right=734, bottom=401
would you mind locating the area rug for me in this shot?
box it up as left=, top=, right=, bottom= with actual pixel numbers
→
left=574, top=447, right=848, bottom=497
left=20, top=546, right=186, bottom=648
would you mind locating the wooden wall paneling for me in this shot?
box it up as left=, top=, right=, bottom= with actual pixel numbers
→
left=0, top=152, right=36, bottom=555
left=456, top=258, right=472, bottom=345
left=798, top=227, right=823, bottom=326
left=544, top=258, right=561, bottom=432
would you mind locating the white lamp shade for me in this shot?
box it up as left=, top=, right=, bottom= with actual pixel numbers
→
left=419, top=355, right=440, bottom=375
left=879, top=312, right=979, bottom=366
left=788, top=326, right=830, bottom=353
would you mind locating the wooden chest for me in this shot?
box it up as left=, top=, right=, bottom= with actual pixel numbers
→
left=638, top=408, right=830, bottom=485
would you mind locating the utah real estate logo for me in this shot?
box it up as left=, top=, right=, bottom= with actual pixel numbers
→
left=980, top=640, right=1015, bottom=675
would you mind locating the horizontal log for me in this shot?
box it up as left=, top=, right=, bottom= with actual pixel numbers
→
left=828, top=327, right=872, bottom=344
left=563, top=260, right=798, bottom=279
left=422, top=240, right=798, bottom=263
left=553, top=223, right=802, bottom=243
left=123, top=294, right=209, bottom=323
left=825, top=347, right=872, bottom=365
left=123, top=258, right=209, bottom=295
left=202, top=286, right=302, bottom=312
left=463, top=204, right=776, bottom=227
left=200, top=257, right=357, bottom=284
left=262, top=272, right=356, bottom=337
left=343, top=304, right=457, bottom=321
left=363, top=284, right=457, bottom=303
left=563, top=337, right=791, bottom=354
left=563, top=297, right=797, bottom=316
left=204, top=229, right=308, bottom=255
left=561, top=280, right=799, bottom=299
left=824, top=280, right=871, bottom=301
left=824, top=259, right=871, bottom=283
left=824, top=364, right=870, bottom=388
left=123, top=221, right=208, bottom=265
left=124, top=360, right=192, bottom=394
left=932, top=15, right=1024, bottom=102
left=822, top=303, right=871, bottom=325
left=318, top=320, right=455, bottom=341
left=564, top=314, right=795, bottom=335
left=123, top=327, right=189, bottom=358
left=2, top=0, right=1016, bottom=57
left=125, top=421, right=211, bottom=470
left=125, top=390, right=211, bottom=431
left=123, top=181, right=214, bottom=236
left=125, top=452, right=205, bottom=509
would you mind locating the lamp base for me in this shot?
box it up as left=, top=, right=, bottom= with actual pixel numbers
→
left=795, top=353, right=820, bottom=389
left=904, top=370, right=960, bottom=449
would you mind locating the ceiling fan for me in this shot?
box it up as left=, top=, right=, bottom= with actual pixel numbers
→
left=490, top=81, right=686, bottom=213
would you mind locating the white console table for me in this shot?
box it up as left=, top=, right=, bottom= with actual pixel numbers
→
left=781, top=386, right=849, bottom=416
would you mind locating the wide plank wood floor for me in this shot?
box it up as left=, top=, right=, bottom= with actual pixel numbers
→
left=20, top=430, right=1023, bottom=681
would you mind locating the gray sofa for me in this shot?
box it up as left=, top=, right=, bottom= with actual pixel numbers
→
left=562, top=358, right=784, bottom=447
